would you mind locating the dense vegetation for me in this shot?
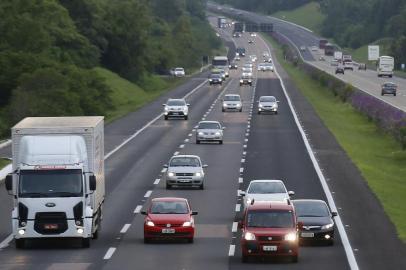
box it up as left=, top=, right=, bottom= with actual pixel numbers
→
left=0, top=0, right=221, bottom=138
left=215, top=0, right=406, bottom=68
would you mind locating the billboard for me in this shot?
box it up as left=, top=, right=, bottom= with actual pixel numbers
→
left=368, top=45, right=380, bottom=61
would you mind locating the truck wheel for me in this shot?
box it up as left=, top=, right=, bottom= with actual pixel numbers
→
left=381, top=92, right=384, bottom=96
left=222, top=108, right=225, bottom=112
left=92, top=228, right=99, bottom=239
left=394, top=93, right=396, bottom=96
left=258, top=111, right=261, bottom=115
left=81, top=238, right=90, bottom=248
left=239, top=108, right=242, bottom=112
left=275, top=111, right=278, bottom=115
left=15, top=239, right=25, bottom=249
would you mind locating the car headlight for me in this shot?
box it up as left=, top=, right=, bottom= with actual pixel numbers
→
left=209, top=79, right=212, bottom=82
left=284, top=232, right=297, bottom=242
left=223, top=102, right=227, bottom=107
left=259, top=104, right=263, bottom=108
left=244, top=232, right=256, bottom=241
left=240, top=80, right=243, bottom=83
left=219, top=79, right=222, bottom=82
left=321, top=223, right=334, bottom=230
left=146, top=221, right=155, bottom=227
left=168, top=172, right=175, bottom=177
left=246, top=198, right=252, bottom=204
left=182, top=221, right=193, bottom=227
left=215, top=132, right=221, bottom=136
left=195, top=172, right=202, bottom=177
left=164, top=107, right=169, bottom=111
left=236, top=103, right=241, bottom=107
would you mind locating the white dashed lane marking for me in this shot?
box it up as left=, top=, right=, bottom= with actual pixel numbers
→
left=103, top=248, right=116, bottom=260
left=144, top=190, right=152, bottom=198
left=153, top=179, right=160, bottom=185
left=120, top=224, right=131, bottom=234
left=134, top=205, right=143, bottom=214
left=228, top=245, right=236, bottom=256
left=232, top=222, right=238, bottom=233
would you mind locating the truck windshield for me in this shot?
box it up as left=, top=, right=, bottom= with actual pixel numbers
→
left=212, top=59, right=228, bottom=66
left=247, top=210, right=294, bottom=228
left=19, top=169, right=83, bottom=197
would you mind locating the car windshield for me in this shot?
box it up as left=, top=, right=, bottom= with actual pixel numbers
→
left=150, top=201, right=189, bottom=214
left=175, top=68, right=184, bottom=71
left=198, top=122, right=221, bottom=129
left=170, top=157, right=200, bottom=167
left=247, top=210, right=294, bottom=228
left=383, top=83, right=396, bottom=88
left=210, top=74, right=221, bottom=79
left=248, top=182, right=286, bottom=194
left=260, top=97, right=276, bottom=102
left=293, top=201, right=330, bottom=217
left=19, top=169, right=83, bottom=198
left=224, top=95, right=240, bottom=101
left=167, top=100, right=185, bottom=106
left=242, top=68, right=252, bottom=72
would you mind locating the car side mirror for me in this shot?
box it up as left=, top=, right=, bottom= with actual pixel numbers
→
left=191, top=211, right=198, bottom=216
left=141, top=211, right=147, bottom=215
left=163, top=164, right=168, bottom=168
left=288, top=191, right=295, bottom=197
left=187, top=104, right=190, bottom=106
left=89, top=175, right=97, bottom=191
left=162, top=104, right=166, bottom=106
left=202, top=164, right=208, bottom=168
left=5, top=174, right=12, bottom=192
left=222, top=127, right=226, bottom=130
left=298, top=221, right=304, bottom=230
left=331, top=212, right=338, bottom=217
left=276, top=101, right=280, bottom=103
left=240, top=191, right=246, bottom=197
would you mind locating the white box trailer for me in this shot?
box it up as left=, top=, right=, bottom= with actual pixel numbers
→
left=377, top=56, right=394, bottom=77
left=5, top=116, right=105, bottom=248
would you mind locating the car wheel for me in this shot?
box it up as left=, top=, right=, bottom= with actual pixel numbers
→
left=196, top=140, right=200, bottom=144
left=144, top=237, right=151, bottom=244
left=164, top=116, right=168, bottom=120
left=239, top=108, right=242, bottom=112
left=219, top=140, right=223, bottom=145
left=291, top=255, right=298, bottom=263
left=187, top=238, right=194, bottom=244
left=381, top=92, right=384, bottom=96
left=15, top=239, right=25, bottom=249
left=241, top=255, right=249, bottom=263
left=390, top=75, right=393, bottom=78
left=184, top=116, right=188, bottom=120
left=222, top=108, right=225, bottom=112
left=81, top=238, right=90, bottom=248
left=258, top=111, right=261, bottom=115
left=166, top=182, right=172, bottom=189
left=239, top=83, right=242, bottom=86
left=199, top=183, right=204, bottom=190
left=394, top=93, right=396, bottom=96
left=275, top=111, right=278, bottom=115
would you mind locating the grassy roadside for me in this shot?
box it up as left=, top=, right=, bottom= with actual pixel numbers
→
left=94, top=67, right=187, bottom=123
left=272, top=2, right=325, bottom=34
left=264, top=35, right=406, bottom=242
left=0, top=158, right=11, bottom=171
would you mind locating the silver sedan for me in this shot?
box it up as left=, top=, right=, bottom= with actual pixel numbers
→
left=196, top=121, right=224, bottom=144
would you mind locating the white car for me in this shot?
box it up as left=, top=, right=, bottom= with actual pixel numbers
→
left=258, top=95, right=279, bottom=114
left=163, top=99, right=189, bottom=120
left=235, top=55, right=241, bottom=61
left=263, top=51, right=270, bottom=58
left=222, top=94, right=242, bottom=112
left=258, top=63, right=274, bottom=72
left=243, top=63, right=253, bottom=69
left=241, top=180, right=295, bottom=209
left=250, top=32, right=257, bottom=37
left=196, top=121, right=224, bottom=144
left=249, top=55, right=257, bottom=62
left=173, top=67, right=185, bottom=77
left=165, top=155, right=207, bottom=189
left=311, top=46, right=318, bottom=51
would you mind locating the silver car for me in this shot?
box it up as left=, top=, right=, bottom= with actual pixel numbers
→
left=196, top=121, right=224, bottom=144
left=222, top=94, right=242, bottom=112
left=165, top=155, right=207, bottom=189
left=240, top=180, right=295, bottom=209
left=258, top=63, right=274, bottom=72
left=163, top=99, right=189, bottom=120
left=258, top=95, right=279, bottom=114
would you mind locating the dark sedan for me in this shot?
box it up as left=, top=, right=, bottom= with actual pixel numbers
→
left=381, top=82, right=397, bottom=96
left=208, top=74, right=223, bottom=85
left=335, top=66, right=344, bottom=74
left=229, top=62, right=238, bottom=69
left=292, top=199, right=337, bottom=245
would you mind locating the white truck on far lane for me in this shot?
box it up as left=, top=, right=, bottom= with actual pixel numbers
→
left=377, top=56, right=394, bottom=78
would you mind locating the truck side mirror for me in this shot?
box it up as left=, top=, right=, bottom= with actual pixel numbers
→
left=5, top=175, right=12, bottom=192
left=89, top=175, right=97, bottom=191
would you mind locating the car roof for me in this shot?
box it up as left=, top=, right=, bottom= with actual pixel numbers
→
left=247, top=201, right=294, bottom=211
left=171, top=155, right=200, bottom=159
left=168, top=98, right=185, bottom=102
left=151, top=197, right=188, bottom=202
left=224, top=94, right=240, bottom=97
left=383, top=82, right=396, bottom=85
left=292, top=199, right=327, bottom=204
left=259, top=96, right=276, bottom=99
left=198, top=121, right=220, bottom=124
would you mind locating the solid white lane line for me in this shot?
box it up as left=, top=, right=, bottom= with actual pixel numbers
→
left=103, top=247, right=117, bottom=260
left=153, top=179, right=160, bottom=185
left=144, top=190, right=152, bottom=198
left=228, top=245, right=236, bottom=256
left=120, top=224, right=131, bottom=234
left=232, top=222, right=238, bottom=233
left=235, top=204, right=241, bottom=212
left=259, top=34, right=359, bottom=270
left=239, top=177, right=243, bottom=183
left=161, top=168, right=167, bottom=173
left=134, top=205, right=143, bottom=214
left=104, top=79, right=207, bottom=160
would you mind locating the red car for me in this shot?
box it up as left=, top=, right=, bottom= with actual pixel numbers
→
left=239, top=200, right=302, bottom=263
left=141, top=197, right=198, bottom=243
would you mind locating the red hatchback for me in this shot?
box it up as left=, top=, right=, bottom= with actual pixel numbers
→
left=240, top=201, right=301, bottom=263
left=141, top=197, right=198, bottom=243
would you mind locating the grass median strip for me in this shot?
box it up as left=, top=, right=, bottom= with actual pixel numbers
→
left=0, top=158, right=11, bottom=171
left=265, top=35, right=406, bottom=242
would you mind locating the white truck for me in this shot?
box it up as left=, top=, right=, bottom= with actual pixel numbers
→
left=334, top=51, right=343, bottom=62
left=377, top=56, right=394, bottom=77
left=5, top=116, right=105, bottom=248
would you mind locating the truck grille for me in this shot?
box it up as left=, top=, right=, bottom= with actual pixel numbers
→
left=34, top=212, right=68, bottom=235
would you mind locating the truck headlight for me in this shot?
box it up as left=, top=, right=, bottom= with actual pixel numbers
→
left=244, top=232, right=256, bottom=241
left=321, top=223, right=334, bottom=230
left=223, top=102, right=227, bottom=107
left=77, top=228, right=84, bottom=234
left=18, top=229, right=25, bottom=235
left=146, top=221, right=155, bottom=227
left=284, top=233, right=297, bottom=242
left=168, top=172, right=175, bottom=177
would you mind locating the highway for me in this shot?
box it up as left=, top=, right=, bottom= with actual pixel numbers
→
left=0, top=11, right=404, bottom=270
left=208, top=3, right=406, bottom=113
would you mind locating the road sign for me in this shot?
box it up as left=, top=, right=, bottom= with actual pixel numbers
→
left=260, top=23, right=273, bottom=32
left=245, top=23, right=259, bottom=32
left=401, top=63, right=405, bottom=70
left=368, top=45, right=379, bottom=61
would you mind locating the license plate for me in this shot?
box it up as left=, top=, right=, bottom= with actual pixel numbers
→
left=179, top=180, right=191, bottom=183
left=172, top=112, right=179, bottom=115
left=44, top=224, right=58, bottom=230
left=161, top=228, right=175, bottom=234
left=301, top=232, right=315, bottom=238
left=263, top=245, right=277, bottom=251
